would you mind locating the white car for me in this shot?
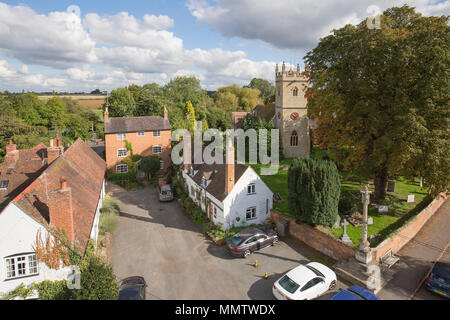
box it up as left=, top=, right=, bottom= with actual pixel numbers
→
left=273, top=262, right=337, bottom=300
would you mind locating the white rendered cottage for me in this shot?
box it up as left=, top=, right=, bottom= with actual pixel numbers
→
left=0, top=138, right=106, bottom=297
left=181, top=143, right=273, bottom=230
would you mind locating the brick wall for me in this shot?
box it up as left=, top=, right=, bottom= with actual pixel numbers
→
left=271, top=210, right=356, bottom=261
left=105, top=129, right=172, bottom=174
left=373, top=192, right=448, bottom=262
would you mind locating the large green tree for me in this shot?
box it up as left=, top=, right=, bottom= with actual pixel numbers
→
left=305, top=6, right=449, bottom=199
left=105, top=88, right=137, bottom=117
left=288, top=157, right=341, bottom=227
left=246, top=78, right=275, bottom=104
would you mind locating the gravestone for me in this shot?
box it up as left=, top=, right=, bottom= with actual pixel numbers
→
left=367, top=217, right=373, bottom=225
left=333, top=215, right=341, bottom=229
left=378, top=205, right=389, bottom=213
left=407, top=195, right=415, bottom=203
left=340, top=219, right=353, bottom=246
left=387, top=180, right=396, bottom=192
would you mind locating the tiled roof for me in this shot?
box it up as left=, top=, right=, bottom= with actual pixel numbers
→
left=0, top=143, right=48, bottom=211
left=11, top=139, right=106, bottom=253
left=104, top=116, right=171, bottom=134
left=188, top=162, right=249, bottom=202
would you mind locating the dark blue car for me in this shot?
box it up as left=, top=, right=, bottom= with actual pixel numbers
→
left=330, top=286, right=380, bottom=300
left=425, top=262, right=450, bottom=299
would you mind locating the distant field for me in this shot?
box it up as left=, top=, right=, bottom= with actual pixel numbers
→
left=38, top=95, right=106, bottom=109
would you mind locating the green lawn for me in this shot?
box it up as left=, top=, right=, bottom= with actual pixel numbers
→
left=249, top=153, right=431, bottom=248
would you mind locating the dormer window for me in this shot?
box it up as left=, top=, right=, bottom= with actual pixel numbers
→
left=201, top=177, right=206, bottom=187
left=0, top=180, right=9, bottom=190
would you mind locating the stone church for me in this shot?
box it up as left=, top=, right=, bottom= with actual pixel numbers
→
left=274, top=62, right=311, bottom=158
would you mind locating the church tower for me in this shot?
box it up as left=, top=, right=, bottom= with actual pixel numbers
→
left=274, top=62, right=310, bottom=158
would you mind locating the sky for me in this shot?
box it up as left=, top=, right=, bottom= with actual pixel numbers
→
left=0, top=0, right=448, bottom=92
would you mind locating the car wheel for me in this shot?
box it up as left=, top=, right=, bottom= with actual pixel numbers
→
left=243, top=250, right=251, bottom=258
left=272, top=238, right=279, bottom=246
left=329, top=280, right=337, bottom=290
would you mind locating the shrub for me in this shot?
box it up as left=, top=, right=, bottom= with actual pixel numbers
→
left=75, top=241, right=119, bottom=300
left=338, top=196, right=358, bottom=216
left=139, top=156, right=161, bottom=180
left=35, top=281, right=74, bottom=300
left=288, top=157, right=340, bottom=227
left=99, top=196, right=120, bottom=235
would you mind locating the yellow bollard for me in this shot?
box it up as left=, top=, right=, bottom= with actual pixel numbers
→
left=254, top=260, right=258, bottom=268
left=264, top=272, right=269, bottom=279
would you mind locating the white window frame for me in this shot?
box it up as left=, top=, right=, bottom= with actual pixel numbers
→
left=247, top=183, right=256, bottom=195
left=116, top=164, right=128, bottom=174
left=137, top=131, right=146, bottom=136
left=117, top=133, right=126, bottom=141
left=152, top=145, right=162, bottom=154
left=213, top=207, right=217, bottom=219
left=246, top=207, right=257, bottom=221
left=160, top=160, right=164, bottom=170
left=4, top=253, right=39, bottom=280
left=117, top=148, right=128, bottom=158
left=153, top=130, right=161, bottom=137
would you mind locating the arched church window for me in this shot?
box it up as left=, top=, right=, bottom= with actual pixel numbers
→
left=293, top=87, right=298, bottom=97
left=290, top=131, right=298, bottom=146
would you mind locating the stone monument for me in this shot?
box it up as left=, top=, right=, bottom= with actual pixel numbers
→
left=340, top=219, right=353, bottom=246
left=355, top=185, right=373, bottom=264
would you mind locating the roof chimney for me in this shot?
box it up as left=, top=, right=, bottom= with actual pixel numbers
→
left=49, top=176, right=74, bottom=242
left=47, top=139, right=60, bottom=165
left=163, top=106, right=168, bottom=119
left=104, top=105, right=109, bottom=121
left=225, top=139, right=235, bottom=195
left=6, top=140, right=17, bottom=154
left=55, top=134, right=61, bottom=147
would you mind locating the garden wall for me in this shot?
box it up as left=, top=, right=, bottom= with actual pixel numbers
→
left=373, top=192, right=448, bottom=262
left=270, top=210, right=356, bottom=261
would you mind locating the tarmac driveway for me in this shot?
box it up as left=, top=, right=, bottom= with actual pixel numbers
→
left=109, top=184, right=342, bottom=300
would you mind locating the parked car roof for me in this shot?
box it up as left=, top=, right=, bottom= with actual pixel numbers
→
left=432, top=262, right=450, bottom=279
left=236, top=228, right=266, bottom=239
left=330, top=286, right=380, bottom=300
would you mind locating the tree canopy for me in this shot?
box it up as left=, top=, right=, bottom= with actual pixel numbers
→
left=304, top=5, right=449, bottom=199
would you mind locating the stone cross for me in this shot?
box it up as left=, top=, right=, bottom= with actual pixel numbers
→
left=355, top=185, right=373, bottom=264
left=340, top=219, right=353, bottom=245
left=343, top=219, right=349, bottom=235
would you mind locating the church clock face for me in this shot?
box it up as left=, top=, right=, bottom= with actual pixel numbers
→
left=290, top=112, right=299, bottom=120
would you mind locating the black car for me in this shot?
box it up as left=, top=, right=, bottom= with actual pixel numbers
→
left=118, top=276, right=147, bottom=300
left=425, top=262, right=450, bottom=298
left=227, top=227, right=278, bottom=258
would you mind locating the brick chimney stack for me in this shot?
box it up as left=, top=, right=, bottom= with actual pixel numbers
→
left=47, top=139, right=60, bottom=165
left=49, top=176, right=74, bottom=242
left=225, top=139, right=235, bottom=195
left=163, top=106, right=168, bottom=119
left=104, top=105, right=109, bottom=121
left=6, top=140, right=17, bottom=154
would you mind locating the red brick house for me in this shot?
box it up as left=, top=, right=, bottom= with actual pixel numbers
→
left=104, top=107, right=172, bottom=174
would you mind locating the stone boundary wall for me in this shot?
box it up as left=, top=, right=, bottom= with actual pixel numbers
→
left=373, top=192, right=448, bottom=262
left=270, top=210, right=356, bottom=261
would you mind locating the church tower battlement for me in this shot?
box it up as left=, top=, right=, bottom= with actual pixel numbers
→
left=274, top=62, right=310, bottom=158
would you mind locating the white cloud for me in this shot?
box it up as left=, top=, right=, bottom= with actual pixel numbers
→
left=0, top=60, right=66, bottom=89
left=0, top=2, right=97, bottom=68
left=187, top=0, right=450, bottom=50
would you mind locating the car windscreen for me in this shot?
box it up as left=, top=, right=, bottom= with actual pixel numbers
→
left=161, top=190, right=172, bottom=195
left=119, top=286, right=142, bottom=300
left=278, top=275, right=300, bottom=294
left=228, top=236, right=244, bottom=247
left=306, top=265, right=325, bottom=278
